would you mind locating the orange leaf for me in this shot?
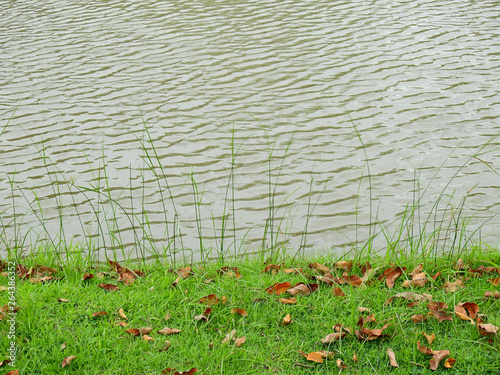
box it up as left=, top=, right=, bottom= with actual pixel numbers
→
left=306, top=352, right=323, bottom=363
left=199, top=293, right=219, bottom=305
left=321, top=332, right=345, bottom=344
left=334, top=261, right=353, bottom=270
left=82, top=273, right=94, bottom=280
left=423, top=332, right=435, bottom=345
left=308, top=262, right=330, bottom=274
left=444, top=357, right=456, bottom=369
left=417, top=340, right=433, bottom=355
left=488, top=277, right=500, bottom=286
left=158, top=327, right=182, bottom=335
left=387, top=348, right=398, bottom=367
left=125, top=328, right=140, bottom=336
left=97, top=283, right=120, bottom=292
left=92, top=311, right=108, bottom=317
left=279, top=297, right=297, bottom=304
left=266, top=282, right=292, bottom=295
left=142, top=334, right=154, bottom=342
left=231, top=308, right=248, bottom=317
left=282, top=313, right=292, bottom=325
left=234, top=336, right=246, bottom=347
left=336, top=358, right=347, bottom=369
left=430, top=350, right=450, bottom=371
left=262, top=264, right=281, bottom=274
left=411, top=314, right=427, bottom=323
left=333, top=287, right=345, bottom=297
left=61, top=355, right=77, bottom=368
left=341, top=273, right=363, bottom=287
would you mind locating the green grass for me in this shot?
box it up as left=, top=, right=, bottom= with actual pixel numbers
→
left=2, top=252, right=499, bottom=374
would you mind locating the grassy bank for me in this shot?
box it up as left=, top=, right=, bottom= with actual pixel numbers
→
left=1, top=251, right=499, bottom=374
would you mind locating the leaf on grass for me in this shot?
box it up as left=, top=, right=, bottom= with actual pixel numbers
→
left=484, top=291, right=500, bottom=299
left=283, top=267, right=303, bottom=274
left=387, top=348, right=398, bottom=367
left=115, top=322, right=128, bottom=327
left=58, top=299, right=70, bottom=303
left=118, top=308, right=127, bottom=320
left=118, top=269, right=137, bottom=284
left=230, top=308, right=248, bottom=316
left=299, top=350, right=334, bottom=363
left=429, top=311, right=453, bottom=322
left=217, top=266, right=241, bottom=279
left=423, top=332, right=435, bottom=345
left=287, top=282, right=318, bottom=296
left=140, top=327, right=152, bottom=335
left=262, top=264, right=281, bottom=274
left=478, top=323, right=499, bottom=336
left=430, top=350, right=450, bottom=371
left=336, top=358, right=347, bottom=369
left=97, top=283, right=120, bottom=292
left=194, top=307, right=212, bottom=322
left=444, top=357, right=456, bottom=368
left=126, top=328, right=140, bottom=336
left=386, top=292, right=432, bottom=305
left=143, top=335, right=154, bottom=342
left=108, top=259, right=124, bottom=272
left=417, top=340, right=433, bottom=355
left=222, top=329, right=237, bottom=344
left=266, top=282, right=292, bottom=295
left=341, top=272, right=363, bottom=287
left=308, top=262, right=330, bottom=275
left=355, top=323, right=391, bottom=341
left=29, top=276, right=54, bottom=283
left=175, top=267, right=192, bottom=278
left=352, top=352, right=359, bottom=362
left=455, top=258, right=465, bottom=270
left=321, top=332, right=346, bottom=344
left=3, top=370, right=18, bottom=375
left=279, top=297, right=297, bottom=304
left=380, top=266, right=406, bottom=288
left=488, top=277, right=500, bottom=286
left=199, top=293, right=220, bottom=305
left=333, top=287, right=345, bottom=297
left=334, top=261, right=353, bottom=270
left=164, top=312, right=171, bottom=321
left=158, top=327, right=182, bottom=335
left=282, top=313, right=292, bottom=325
left=443, top=280, right=464, bottom=293
left=317, top=274, right=335, bottom=286
left=92, top=311, right=108, bottom=317
left=402, top=271, right=428, bottom=288
left=428, top=302, right=448, bottom=312
left=455, top=302, right=479, bottom=321
left=161, top=368, right=197, bottom=375
left=234, top=336, right=246, bottom=347
left=411, top=314, right=427, bottom=323
left=171, top=276, right=181, bottom=288
left=61, top=355, right=76, bottom=368
left=61, top=342, right=66, bottom=351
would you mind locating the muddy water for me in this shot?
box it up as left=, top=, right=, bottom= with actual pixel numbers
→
left=1, top=0, right=499, bottom=261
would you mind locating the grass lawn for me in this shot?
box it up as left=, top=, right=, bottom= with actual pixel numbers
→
left=1, top=252, right=499, bottom=375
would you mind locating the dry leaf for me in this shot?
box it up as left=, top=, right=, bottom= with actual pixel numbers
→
left=97, top=283, right=120, bottom=292
left=143, top=334, right=154, bottom=341
left=488, top=277, right=500, bottom=286
left=108, top=259, right=124, bottom=272
left=282, top=314, right=292, bottom=325
left=430, top=350, right=450, bottom=371
left=140, top=327, right=153, bottom=335
left=443, top=280, right=464, bottom=293
left=194, top=307, right=212, bottom=321
left=309, top=262, right=330, bottom=274
left=444, top=357, right=456, bottom=369
left=266, top=282, right=292, bottom=295
left=159, top=341, right=171, bottom=352
left=125, top=328, right=140, bottom=336
left=279, top=297, right=297, bottom=304
left=341, top=272, right=363, bottom=287
left=175, top=267, right=192, bottom=278
left=115, top=321, right=128, bottom=327
left=199, top=293, right=219, bottom=305
left=336, top=358, right=347, bottom=369
left=61, top=342, right=66, bottom=351
left=321, top=332, right=345, bottom=344
left=333, top=287, right=345, bottom=297
left=287, top=282, right=318, bottom=296
left=455, top=258, right=465, bottom=270
left=417, top=340, right=433, bottom=355
left=429, top=311, right=453, bottom=322
left=161, top=368, right=197, bottom=375
left=381, top=266, right=406, bottom=288
left=61, top=355, right=76, bottom=368
left=58, top=299, right=70, bottom=303
left=164, top=312, right=171, bottom=321
left=158, top=327, right=182, bottom=335
left=218, top=266, right=241, bottom=278
left=262, top=264, right=281, bottom=274
left=222, top=329, right=237, bottom=344
left=386, top=292, right=432, bottom=304
left=423, top=332, right=435, bottom=345
left=387, top=348, right=398, bottom=367
left=355, top=323, right=391, bottom=341
left=118, top=308, right=127, bottom=320
left=234, top=336, right=246, bottom=347
left=334, top=261, right=353, bottom=270
left=231, top=308, right=248, bottom=316
left=478, top=323, right=499, bottom=336
left=484, top=291, right=500, bottom=299
left=411, top=314, right=427, bottom=323
left=92, top=311, right=108, bottom=317
left=352, top=352, right=358, bottom=362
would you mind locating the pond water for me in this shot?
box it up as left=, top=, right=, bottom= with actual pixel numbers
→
left=1, top=0, right=499, bottom=262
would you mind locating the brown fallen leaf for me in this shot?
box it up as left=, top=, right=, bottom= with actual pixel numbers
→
left=58, top=299, right=70, bottom=303
left=222, top=329, right=237, bottom=344
left=299, top=350, right=334, bottom=363
left=108, top=259, right=124, bottom=272
left=380, top=266, right=406, bottom=288
left=140, top=327, right=152, bottom=335
left=171, top=275, right=181, bottom=288
left=334, top=261, right=353, bottom=270
left=230, top=308, right=248, bottom=317
left=29, top=276, right=54, bottom=283
left=417, top=340, right=433, bottom=355
left=402, top=271, right=428, bottom=288
left=357, top=314, right=376, bottom=327
left=387, top=348, right=398, bottom=367
left=164, top=312, right=171, bottom=321
left=115, top=321, right=128, bottom=327
left=194, top=307, right=212, bottom=322
left=484, top=291, right=500, bottom=299
left=411, top=314, right=428, bottom=323
left=61, top=355, right=77, bottom=368
left=355, top=323, right=391, bottom=341
left=430, top=350, right=450, bottom=371
left=143, top=334, right=154, bottom=342
left=217, top=266, right=241, bottom=279
left=443, top=280, right=464, bottom=293
left=455, top=258, right=465, bottom=270
left=478, top=323, right=499, bottom=336
left=161, top=368, right=197, bottom=375
left=336, top=358, right=347, bottom=369
left=234, top=336, right=246, bottom=347
left=341, top=272, right=363, bottom=287
left=283, top=267, right=304, bottom=274
left=199, top=293, right=219, bottom=305
left=282, top=313, right=292, bottom=325
left=317, top=273, right=335, bottom=286
left=423, top=332, right=435, bottom=346
left=118, top=308, right=127, bottom=320
left=279, top=297, right=298, bottom=304
left=455, top=302, right=479, bottom=321
left=266, top=282, right=292, bottom=295
left=488, top=277, right=500, bottom=286
left=352, top=352, right=359, bottom=362
left=97, top=283, right=120, bottom=292
left=125, top=328, right=140, bottom=336
left=321, top=332, right=346, bottom=344
left=386, top=292, right=432, bottom=305
left=158, top=327, right=182, bottom=335
left=444, top=357, right=456, bottom=368
left=262, top=264, right=281, bottom=274
left=308, top=262, right=330, bottom=275
left=175, top=267, right=192, bottom=278
left=286, top=282, right=318, bottom=296
left=333, top=287, right=345, bottom=297
left=429, top=311, right=453, bottom=322
left=2, top=370, right=17, bottom=375
left=118, top=269, right=137, bottom=284
left=92, top=311, right=108, bottom=317
left=427, top=302, right=448, bottom=312
left=159, top=341, right=171, bottom=352
left=61, top=342, right=66, bottom=351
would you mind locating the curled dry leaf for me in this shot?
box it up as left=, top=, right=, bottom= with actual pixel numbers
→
left=411, top=314, right=427, bottom=323
left=443, top=280, right=464, bottom=293
left=355, top=323, right=391, bottom=341
left=230, top=308, right=248, bottom=317
left=341, top=272, right=363, bottom=287
left=455, top=302, right=479, bottom=321
left=234, top=336, right=246, bottom=347
left=321, top=332, right=345, bottom=344
left=417, top=340, right=433, bottom=355
left=118, top=269, right=137, bottom=284
left=387, top=348, right=398, bottom=367
left=108, top=259, right=124, bottom=272
left=266, top=282, right=292, bottom=295
left=279, top=297, right=297, bottom=304
left=308, top=262, right=330, bottom=275
left=97, top=283, right=120, bottom=292
left=381, top=266, right=406, bottom=288
left=171, top=276, right=181, bottom=288
left=444, top=357, right=456, bottom=369
left=92, top=311, right=108, bottom=317
left=282, top=313, right=292, bottom=325
left=430, top=350, right=450, bottom=371
left=429, top=311, right=453, bottom=322
left=158, top=327, right=182, bottom=335
left=194, top=307, right=212, bottom=321
left=455, top=258, right=465, bottom=270
left=488, top=277, right=500, bottom=286
left=118, top=308, right=127, bottom=320
left=386, top=292, right=432, bottom=305
left=317, top=274, right=334, bottom=286
left=427, top=302, right=448, bottom=312
left=336, top=358, right=347, bottom=369
left=356, top=314, right=376, bottom=327
left=61, top=355, right=77, bottom=368
left=423, top=332, right=436, bottom=346
left=478, top=323, right=499, bottom=336
left=333, top=287, right=345, bottom=297
left=484, top=291, right=500, bottom=299
left=175, top=267, right=192, bottom=278
left=286, top=282, right=318, bottom=296
left=402, top=271, right=428, bottom=288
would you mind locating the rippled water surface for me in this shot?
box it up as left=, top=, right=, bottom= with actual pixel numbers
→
left=1, top=0, right=500, bottom=260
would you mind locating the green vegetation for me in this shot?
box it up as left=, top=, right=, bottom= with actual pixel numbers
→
left=1, top=253, right=499, bottom=374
